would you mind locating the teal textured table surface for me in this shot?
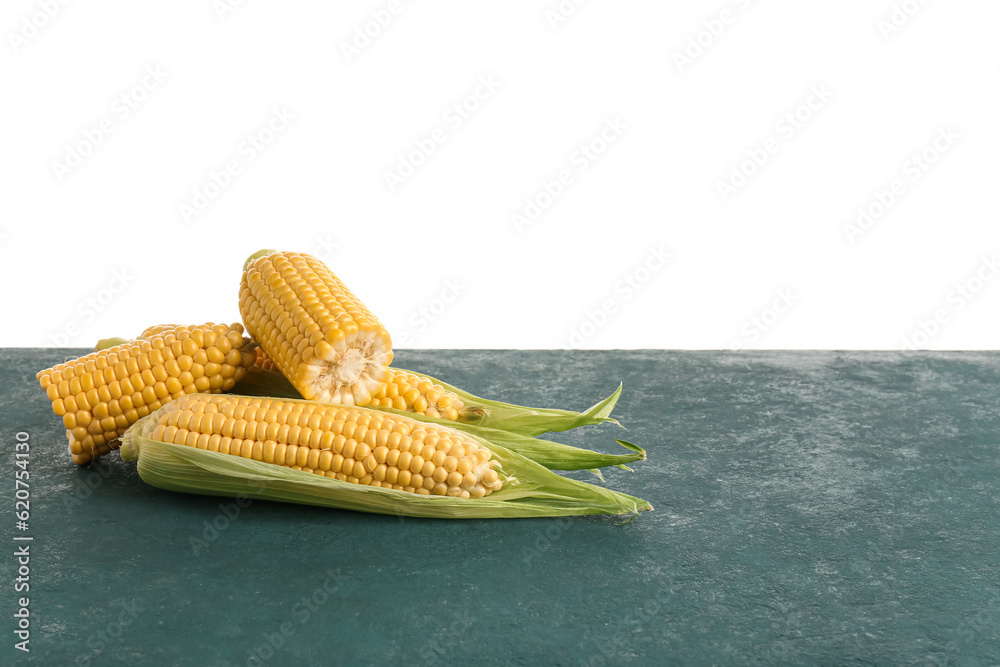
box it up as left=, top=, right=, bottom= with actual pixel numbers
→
left=2, top=349, right=999, bottom=666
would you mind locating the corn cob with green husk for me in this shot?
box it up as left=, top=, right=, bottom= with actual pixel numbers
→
left=249, top=347, right=622, bottom=435
left=237, top=355, right=643, bottom=471
left=239, top=249, right=624, bottom=435
left=120, top=393, right=652, bottom=519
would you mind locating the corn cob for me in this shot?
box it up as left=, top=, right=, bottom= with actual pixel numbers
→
left=239, top=249, right=392, bottom=407
left=120, top=394, right=652, bottom=518
left=253, top=347, right=480, bottom=422
left=244, top=350, right=622, bottom=436
left=253, top=347, right=475, bottom=421
left=242, top=352, right=642, bottom=471
left=37, top=323, right=257, bottom=465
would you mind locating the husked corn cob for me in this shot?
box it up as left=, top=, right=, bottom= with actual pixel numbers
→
left=240, top=355, right=645, bottom=470
left=144, top=393, right=503, bottom=497
left=240, top=250, right=393, bottom=407
left=37, top=323, right=257, bottom=465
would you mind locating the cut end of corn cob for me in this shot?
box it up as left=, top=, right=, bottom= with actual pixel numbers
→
left=130, top=393, right=504, bottom=498
left=37, top=323, right=257, bottom=465
left=240, top=250, right=393, bottom=407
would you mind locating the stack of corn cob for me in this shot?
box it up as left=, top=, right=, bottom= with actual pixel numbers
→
left=36, top=249, right=652, bottom=519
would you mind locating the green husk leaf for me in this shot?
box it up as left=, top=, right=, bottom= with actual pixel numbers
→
left=236, top=366, right=624, bottom=435
left=438, top=375, right=625, bottom=436
left=120, top=396, right=652, bottom=520
left=234, top=368, right=645, bottom=471
left=373, top=409, right=645, bottom=471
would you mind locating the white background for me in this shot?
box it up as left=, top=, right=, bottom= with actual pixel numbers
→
left=2, top=0, right=998, bottom=350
